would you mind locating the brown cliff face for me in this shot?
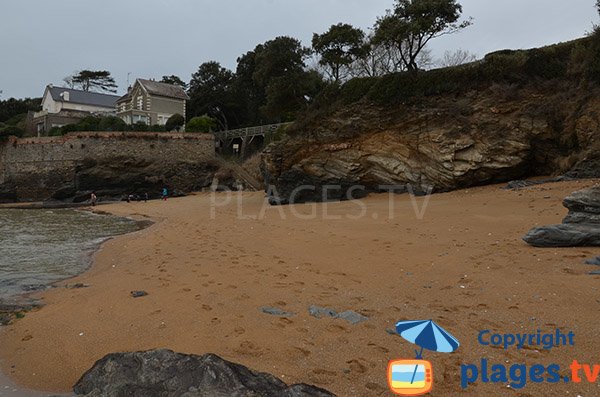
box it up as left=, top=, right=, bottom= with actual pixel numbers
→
left=262, top=82, right=600, bottom=203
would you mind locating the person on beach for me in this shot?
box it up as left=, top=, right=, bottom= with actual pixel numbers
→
left=90, top=192, right=97, bottom=206
left=162, top=187, right=168, bottom=201
left=144, top=192, right=149, bottom=202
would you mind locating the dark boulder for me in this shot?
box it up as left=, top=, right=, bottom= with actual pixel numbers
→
left=523, top=224, right=600, bottom=247
left=585, top=256, right=600, bottom=266
left=73, top=349, right=335, bottom=397
left=564, top=156, right=600, bottom=179
left=524, top=186, right=600, bottom=247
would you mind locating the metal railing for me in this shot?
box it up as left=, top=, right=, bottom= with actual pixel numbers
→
left=213, top=122, right=292, bottom=141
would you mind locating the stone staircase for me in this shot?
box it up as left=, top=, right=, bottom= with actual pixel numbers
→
left=212, top=155, right=263, bottom=191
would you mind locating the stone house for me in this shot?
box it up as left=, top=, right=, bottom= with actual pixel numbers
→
left=116, top=79, right=189, bottom=126
left=27, top=85, right=120, bottom=136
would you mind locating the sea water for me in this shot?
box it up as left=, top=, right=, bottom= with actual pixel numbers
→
left=0, top=209, right=142, bottom=301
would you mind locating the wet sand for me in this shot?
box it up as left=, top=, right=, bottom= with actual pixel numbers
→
left=1, top=180, right=599, bottom=396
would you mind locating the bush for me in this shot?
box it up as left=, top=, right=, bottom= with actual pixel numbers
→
left=60, top=123, right=81, bottom=134
left=186, top=115, right=217, bottom=133
left=165, top=114, right=185, bottom=131
left=4, top=113, right=26, bottom=126
left=48, top=126, right=64, bottom=136
left=79, top=116, right=102, bottom=131
left=0, top=126, right=24, bottom=139
left=132, top=122, right=149, bottom=132
left=524, top=47, right=570, bottom=79
left=98, top=116, right=127, bottom=131
left=149, top=124, right=166, bottom=132
left=340, top=77, right=376, bottom=104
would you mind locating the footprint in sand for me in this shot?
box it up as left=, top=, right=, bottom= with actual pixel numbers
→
left=308, top=369, right=338, bottom=385
left=234, top=341, right=263, bottom=357
left=276, top=318, right=294, bottom=328
left=367, top=342, right=389, bottom=354
left=293, top=347, right=311, bottom=357
left=327, top=324, right=348, bottom=333
left=346, top=359, right=368, bottom=374
left=234, top=327, right=245, bottom=336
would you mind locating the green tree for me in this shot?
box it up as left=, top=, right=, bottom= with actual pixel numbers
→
left=64, top=70, right=118, bottom=93
left=165, top=113, right=185, bottom=131
left=373, top=0, right=472, bottom=71
left=0, top=97, right=42, bottom=124
left=188, top=61, right=238, bottom=130
left=252, top=36, right=321, bottom=120
left=186, top=115, right=217, bottom=133
left=234, top=49, right=267, bottom=126
left=161, top=75, right=187, bottom=89
left=253, top=36, right=311, bottom=87
left=312, top=23, right=365, bottom=82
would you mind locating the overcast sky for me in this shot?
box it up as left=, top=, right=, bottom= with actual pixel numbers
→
left=0, top=0, right=597, bottom=98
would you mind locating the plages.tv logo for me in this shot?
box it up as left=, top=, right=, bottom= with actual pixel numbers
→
left=387, top=320, right=460, bottom=396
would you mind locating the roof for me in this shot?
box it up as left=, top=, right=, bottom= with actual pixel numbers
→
left=47, top=86, right=120, bottom=108
left=137, top=79, right=189, bottom=100
left=116, top=92, right=131, bottom=103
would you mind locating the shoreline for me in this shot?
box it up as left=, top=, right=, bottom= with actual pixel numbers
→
left=0, top=210, right=157, bottom=395
left=0, top=209, right=154, bottom=305
left=0, top=183, right=599, bottom=395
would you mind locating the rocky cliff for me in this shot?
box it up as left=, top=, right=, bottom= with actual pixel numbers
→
left=263, top=76, right=600, bottom=203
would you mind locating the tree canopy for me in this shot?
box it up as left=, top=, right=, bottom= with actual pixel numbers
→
left=64, top=70, right=118, bottom=93
left=253, top=36, right=319, bottom=120
left=186, top=115, right=217, bottom=133
left=373, top=0, right=471, bottom=71
left=161, top=75, right=187, bottom=89
left=188, top=61, right=238, bottom=130
left=312, top=23, right=366, bottom=82
left=186, top=36, right=323, bottom=128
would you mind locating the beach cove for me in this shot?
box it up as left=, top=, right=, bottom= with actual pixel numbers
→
left=1, top=180, right=599, bottom=396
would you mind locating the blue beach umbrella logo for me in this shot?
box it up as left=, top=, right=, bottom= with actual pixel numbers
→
left=395, top=320, right=460, bottom=358
left=388, top=320, right=460, bottom=396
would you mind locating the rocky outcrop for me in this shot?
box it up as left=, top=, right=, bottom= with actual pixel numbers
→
left=523, top=186, right=600, bottom=247
left=73, top=349, right=335, bottom=397
left=68, top=156, right=219, bottom=201
left=0, top=301, right=40, bottom=326
left=262, top=85, right=600, bottom=204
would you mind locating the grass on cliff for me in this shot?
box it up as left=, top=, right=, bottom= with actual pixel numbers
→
left=307, top=34, right=600, bottom=115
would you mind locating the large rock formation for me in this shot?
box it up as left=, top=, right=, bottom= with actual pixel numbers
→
left=73, top=349, right=335, bottom=397
left=262, top=85, right=600, bottom=204
left=523, top=186, right=600, bottom=247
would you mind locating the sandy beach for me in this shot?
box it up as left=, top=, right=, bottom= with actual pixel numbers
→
left=1, top=180, right=599, bottom=396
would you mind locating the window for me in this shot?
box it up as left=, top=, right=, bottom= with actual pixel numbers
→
left=137, top=96, right=143, bottom=110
